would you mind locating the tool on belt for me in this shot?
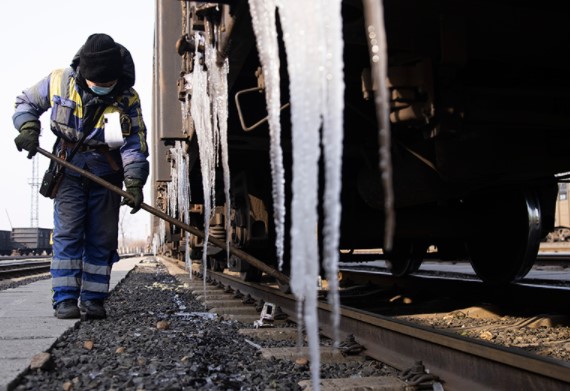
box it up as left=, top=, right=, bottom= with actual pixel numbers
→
left=35, top=146, right=290, bottom=285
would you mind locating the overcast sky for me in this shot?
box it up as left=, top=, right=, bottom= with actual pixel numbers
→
left=0, top=1, right=155, bottom=242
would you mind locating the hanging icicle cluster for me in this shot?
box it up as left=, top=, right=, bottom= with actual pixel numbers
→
left=186, top=29, right=231, bottom=273
left=179, top=2, right=390, bottom=390
left=205, top=32, right=231, bottom=262
left=170, top=141, right=192, bottom=270
left=249, top=1, right=345, bottom=389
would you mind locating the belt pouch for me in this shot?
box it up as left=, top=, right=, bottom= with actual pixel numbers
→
left=39, top=160, right=63, bottom=199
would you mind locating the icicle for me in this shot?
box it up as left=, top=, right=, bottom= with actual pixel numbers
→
left=159, top=219, right=166, bottom=246
left=275, top=0, right=347, bottom=389
left=218, top=60, right=232, bottom=263
left=189, top=29, right=232, bottom=283
left=167, top=157, right=178, bottom=219
left=185, top=231, right=192, bottom=278
left=182, top=141, right=192, bottom=277
left=189, top=39, right=215, bottom=280
left=205, top=31, right=232, bottom=263
left=169, top=140, right=193, bottom=276
left=320, top=0, right=344, bottom=348
left=248, top=0, right=286, bottom=270
left=362, top=0, right=394, bottom=251
left=152, top=233, right=159, bottom=257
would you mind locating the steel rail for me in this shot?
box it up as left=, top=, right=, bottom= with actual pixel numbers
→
left=200, top=267, right=570, bottom=390
left=0, top=261, right=50, bottom=280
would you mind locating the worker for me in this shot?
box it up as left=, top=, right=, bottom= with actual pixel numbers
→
left=12, top=33, right=149, bottom=320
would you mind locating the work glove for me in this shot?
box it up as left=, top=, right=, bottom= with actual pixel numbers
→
left=121, top=178, right=144, bottom=214
left=14, top=121, right=41, bottom=159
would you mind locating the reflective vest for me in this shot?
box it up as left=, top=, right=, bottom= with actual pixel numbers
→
left=48, top=68, right=143, bottom=149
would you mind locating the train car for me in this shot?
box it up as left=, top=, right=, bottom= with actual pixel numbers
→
left=10, top=227, right=53, bottom=256
left=0, top=230, right=11, bottom=256
left=151, top=1, right=570, bottom=284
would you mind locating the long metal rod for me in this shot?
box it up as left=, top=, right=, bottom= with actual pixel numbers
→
left=36, top=147, right=290, bottom=284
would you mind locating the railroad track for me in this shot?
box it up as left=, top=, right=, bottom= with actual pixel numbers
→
left=160, top=256, right=570, bottom=390
left=0, top=259, right=51, bottom=280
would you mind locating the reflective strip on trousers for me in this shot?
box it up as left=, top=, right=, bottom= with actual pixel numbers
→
left=52, top=276, right=80, bottom=289
left=83, top=262, right=111, bottom=276
left=51, top=258, right=82, bottom=270
left=81, top=280, right=109, bottom=293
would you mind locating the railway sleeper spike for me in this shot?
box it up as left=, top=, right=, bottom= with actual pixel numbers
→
left=242, top=294, right=256, bottom=305
left=400, top=361, right=427, bottom=380
left=338, top=333, right=357, bottom=348
left=337, top=334, right=365, bottom=356
left=255, top=299, right=265, bottom=313
left=272, top=306, right=288, bottom=320
left=35, top=146, right=291, bottom=287
left=399, top=361, right=441, bottom=386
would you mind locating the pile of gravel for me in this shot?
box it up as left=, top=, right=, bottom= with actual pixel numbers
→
left=11, top=259, right=394, bottom=390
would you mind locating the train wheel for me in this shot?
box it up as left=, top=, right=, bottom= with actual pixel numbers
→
left=465, top=188, right=541, bottom=284
left=384, top=241, right=424, bottom=277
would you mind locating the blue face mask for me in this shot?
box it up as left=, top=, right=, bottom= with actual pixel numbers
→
left=90, top=82, right=117, bottom=96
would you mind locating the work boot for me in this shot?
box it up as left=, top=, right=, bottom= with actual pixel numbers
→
left=80, top=300, right=107, bottom=320
left=54, top=300, right=80, bottom=319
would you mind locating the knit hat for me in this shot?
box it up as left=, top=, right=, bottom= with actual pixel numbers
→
left=79, top=33, right=122, bottom=83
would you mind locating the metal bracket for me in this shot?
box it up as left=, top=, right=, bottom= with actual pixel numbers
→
left=234, top=86, right=290, bottom=132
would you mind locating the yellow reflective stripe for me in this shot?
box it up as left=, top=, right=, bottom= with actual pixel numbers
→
left=49, top=68, right=83, bottom=118
left=136, top=106, right=147, bottom=153
left=49, top=69, right=65, bottom=100
left=68, top=77, right=83, bottom=119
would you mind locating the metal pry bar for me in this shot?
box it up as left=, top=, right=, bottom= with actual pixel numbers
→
left=35, top=146, right=291, bottom=285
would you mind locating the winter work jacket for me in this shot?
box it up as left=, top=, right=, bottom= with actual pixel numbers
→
left=12, top=43, right=149, bottom=183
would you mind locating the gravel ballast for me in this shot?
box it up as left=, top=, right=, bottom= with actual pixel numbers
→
left=10, top=258, right=395, bottom=390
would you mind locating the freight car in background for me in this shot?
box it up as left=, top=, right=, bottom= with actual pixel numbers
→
left=543, top=183, right=570, bottom=242
left=10, top=227, right=53, bottom=256
left=151, top=0, right=570, bottom=285
left=0, top=230, right=11, bottom=256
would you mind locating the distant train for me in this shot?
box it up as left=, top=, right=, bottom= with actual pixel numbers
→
left=151, top=1, right=570, bottom=284
left=543, top=183, right=570, bottom=242
left=0, top=228, right=53, bottom=256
